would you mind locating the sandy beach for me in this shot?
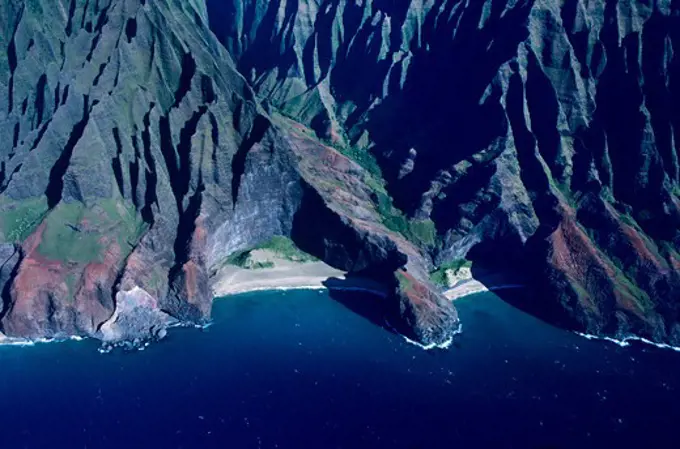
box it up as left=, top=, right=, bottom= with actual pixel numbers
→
left=211, top=250, right=519, bottom=302
left=212, top=261, right=344, bottom=296
left=211, top=255, right=389, bottom=298
left=444, top=278, right=524, bottom=301
left=444, top=280, right=492, bottom=300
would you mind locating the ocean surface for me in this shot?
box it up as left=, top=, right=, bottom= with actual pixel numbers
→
left=1, top=290, right=679, bottom=449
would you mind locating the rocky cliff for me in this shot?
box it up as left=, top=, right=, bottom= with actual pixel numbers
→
left=0, top=0, right=678, bottom=347
left=0, top=0, right=457, bottom=347
left=208, top=0, right=680, bottom=344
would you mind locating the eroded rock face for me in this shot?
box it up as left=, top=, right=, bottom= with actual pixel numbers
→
left=99, top=286, right=170, bottom=346
left=208, top=0, right=680, bottom=344
left=0, top=0, right=252, bottom=341
left=0, top=0, right=457, bottom=346
left=0, top=0, right=678, bottom=346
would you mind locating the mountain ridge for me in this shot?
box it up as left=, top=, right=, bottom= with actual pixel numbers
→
left=208, top=0, right=680, bottom=342
left=0, top=0, right=678, bottom=347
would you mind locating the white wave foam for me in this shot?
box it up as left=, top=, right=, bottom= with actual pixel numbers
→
left=0, top=335, right=86, bottom=347
left=402, top=335, right=454, bottom=350
left=399, top=324, right=462, bottom=351
left=219, top=285, right=389, bottom=298
left=575, top=332, right=680, bottom=353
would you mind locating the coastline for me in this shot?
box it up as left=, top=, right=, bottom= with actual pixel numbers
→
left=443, top=279, right=524, bottom=301
left=575, top=332, right=680, bottom=353
left=4, top=265, right=680, bottom=355
left=211, top=261, right=390, bottom=298
left=0, top=332, right=85, bottom=347
left=210, top=257, right=520, bottom=301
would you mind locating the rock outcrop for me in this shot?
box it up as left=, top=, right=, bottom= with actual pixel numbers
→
left=0, top=0, right=678, bottom=346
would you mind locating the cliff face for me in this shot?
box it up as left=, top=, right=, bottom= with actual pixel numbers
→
left=0, top=0, right=457, bottom=346
left=208, top=0, right=680, bottom=342
left=0, top=0, right=678, bottom=346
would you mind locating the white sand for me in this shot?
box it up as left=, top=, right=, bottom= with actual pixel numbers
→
left=444, top=279, right=524, bottom=301
left=444, top=279, right=491, bottom=300
left=213, top=250, right=521, bottom=302
left=211, top=253, right=389, bottom=298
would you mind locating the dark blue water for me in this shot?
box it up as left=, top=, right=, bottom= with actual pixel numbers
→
left=1, top=290, right=679, bottom=449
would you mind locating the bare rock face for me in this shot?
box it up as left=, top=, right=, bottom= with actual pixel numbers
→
left=392, top=270, right=460, bottom=346
left=0, top=0, right=457, bottom=346
left=99, top=286, right=170, bottom=346
left=0, top=0, right=678, bottom=347
left=207, top=0, right=680, bottom=344
left=0, top=0, right=251, bottom=341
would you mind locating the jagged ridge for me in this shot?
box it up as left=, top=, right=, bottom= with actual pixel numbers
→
left=0, top=0, right=678, bottom=347
left=208, top=0, right=680, bottom=343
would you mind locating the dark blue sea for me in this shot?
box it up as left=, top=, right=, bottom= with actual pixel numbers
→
left=1, top=290, right=679, bottom=449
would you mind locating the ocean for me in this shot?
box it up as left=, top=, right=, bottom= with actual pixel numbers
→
left=0, top=289, right=678, bottom=449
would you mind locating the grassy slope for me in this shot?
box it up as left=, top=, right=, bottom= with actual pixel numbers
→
left=224, top=236, right=318, bottom=269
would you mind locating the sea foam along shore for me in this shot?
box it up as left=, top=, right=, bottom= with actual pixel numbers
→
left=0, top=333, right=85, bottom=347
left=575, top=332, right=680, bottom=353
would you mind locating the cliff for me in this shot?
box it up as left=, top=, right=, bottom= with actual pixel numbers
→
left=208, top=0, right=680, bottom=343
left=0, top=0, right=678, bottom=347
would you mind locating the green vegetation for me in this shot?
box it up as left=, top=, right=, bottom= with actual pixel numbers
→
left=147, top=269, right=167, bottom=294
left=223, top=236, right=317, bottom=269
left=408, top=219, right=437, bottom=247
left=659, top=241, right=680, bottom=261
left=617, top=212, right=637, bottom=228
left=65, top=273, right=80, bottom=298
left=273, top=108, right=439, bottom=248
left=226, top=250, right=251, bottom=267
left=37, top=199, right=146, bottom=264
left=0, top=197, right=49, bottom=242
left=256, top=236, right=318, bottom=262
left=272, top=109, right=382, bottom=178
left=545, top=168, right=576, bottom=208
left=396, top=271, right=414, bottom=291
left=252, top=261, right=275, bottom=269
left=39, top=203, right=105, bottom=263
left=100, top=199, right=147, bottom=254
left=224, top=250, right=274, bottom=270
left=336, top=145, right=382, bottom=179
left=372, top=185, right=438, bottom=247
left=430, top=259, right=472, bottom=287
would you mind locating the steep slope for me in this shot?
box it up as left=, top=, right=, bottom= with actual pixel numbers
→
left=0, top=0, right=457, bottom=346
left=1, top=0, right=679, bottom=348
left=209, top=0, right=680, bottom=343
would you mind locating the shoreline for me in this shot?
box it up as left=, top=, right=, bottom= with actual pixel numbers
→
left=0, top=332, right=85, bottom=347
left=443, top=279, right=525, bottom=301
left=210, top=261, right=390, bottom=299
left=3, top=274, right=680, bottom=355
left=575, top=332, right=680, bottom=353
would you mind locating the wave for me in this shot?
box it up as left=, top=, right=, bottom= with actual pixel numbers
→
left=402, top=335, right=454, bottom=350
left=398, top=323, right=463, bottom=351
left=0, top=335, right=86, bottom=348
left=575, top=332, right=680, bottom=353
